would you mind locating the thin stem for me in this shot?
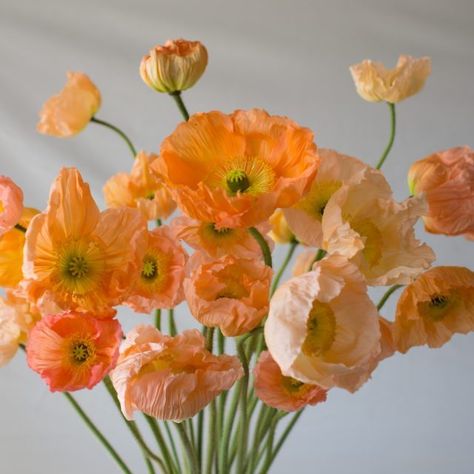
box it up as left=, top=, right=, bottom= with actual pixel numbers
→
left=205, top=400, right=217, bottom=474
left=205, top=327, right=215, bottom=352
left=155, top=309, right=162, bottom=331
left=197, top=410, right=205, bottom=471
left=377, top=284, right=403, bottom=310
left=174, top=422, right=200, bottom=474
left=308, top=248, right=327, bottom=270
left=271, top=241, right=298, bottom=294
left=145, top=456, right=156, bottom=474
left=14, top=223, right=27, bottom=233
left=91, top=117, right=137, bottom=157
left=164, top=422, right=181, bottom=471
left=249, top=227, right=273, bottom=268
left=217, top=330, right=225, bottom=355
left=63, top=392, right=132, bottom=474
left=169, top=91, right=190, bottom=121
left=376, top=102, right=396, bottom=170
left=144, top=415, right=177, bottom=474
left=168, top=309, right=177, bottom=336
left=236, top=339, right=250, bottom=474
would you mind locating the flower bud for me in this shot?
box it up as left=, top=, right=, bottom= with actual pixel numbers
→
left=140, top=39, right=208, bottom=93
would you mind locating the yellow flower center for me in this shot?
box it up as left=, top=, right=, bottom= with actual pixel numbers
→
left=216, top=266, right=249, bottom=299
left=141, top=256, right=158, bottom=281
left=66, top=255, right=89, bottom=279
left=69, top=339, right=95, bottom=365
left=138, top=250, right=170, bottom=291
left=281, top=375, right=306, bottom=394
left=302, top=301, right=336, bottom=357
left=419, top=293, right=454, bottom=322
left=352, top=219, right=383, bottom=267
left=297, top=180, right=342, bottom=220
left=226, top=170, right=250, bottom=194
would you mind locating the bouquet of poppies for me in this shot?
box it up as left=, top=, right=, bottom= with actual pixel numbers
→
left=1, top=39, right=473, bottom=474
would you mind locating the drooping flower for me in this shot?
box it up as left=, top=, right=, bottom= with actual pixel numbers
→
left=171, top=216, right=273, bottom=259
left=22, top=168, right=145, bottom=315
left=140, top=39, right=208, bottom=93
left=393, top=266, right=474, bottom=353
left=153, top=109, right=319, bottom=228
left=110, top=326, right=243, bottom=421
left=104, top=151, right=176, bottom=221
left=268, top=209, right=295, bottom=244
left=125, top=226, right=187, bottom=313
left=254, top=351, right=327, bottom=412
left=0, top=207, right=38, bottom=288
left=284, top=149, right=391, bottom=247
left=408, top=146, right=474, bottom=239
left=265, top=255, right=381, bottom=392
left=322, top=179, right=435, bottom=285
left=184, top=253, right=272, bottom=336
left=350, top=55, right=431, bottom=103
left=37, top=72, right=101, bottom=137
left=0, top=176, right=23, bottom=236
left=27, top=311, right=122, bottom=392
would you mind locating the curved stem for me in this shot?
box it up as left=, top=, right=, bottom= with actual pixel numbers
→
left=377, top=284, right=403, bottom=310
left=219, top=380, right=241, bottom=472
left=308, top=248, right=327, bottom=270
left=249, top=227, right=273, bottom=268
left=169, top=91, right=190, bottom=121
left=271, top=241, right=298, bottom=295
left=144, top=415, right=177, bottom=474
left=63, top=392, right=133, bottom=474
left=236, top=339, right=250, bottom=474
left=91, top=117, right=137, bottom=157
left=174, top=422, right=200, bottom=474
left=375, top=102, right=396, bottom=170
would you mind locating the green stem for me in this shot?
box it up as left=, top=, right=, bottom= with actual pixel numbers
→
left=144, top=415, right=177, bottom=474
left=236, top=339, right=250, bottom=474
left=63, top=392, right=132, bottom=474
left=377, top=284, right=403, bottom=310
left=271, top=241, right=298, bottom=294
left=14, top=223, right=27, bottom=233
left=197, top=410, right=205, bottom=471
left=375, top=102, right=396, bottom=170
left=174, top=422, right=200, bottom=474
left=309, top=248, right=327, bottom=270
left=205, top=400, right=217, bottom=474
left=249, top=227, right=273, bottom=268
left=91, top=117, right=137, bottom=157
left=205, top=327, right=215, bottom=352
left=155, top=309, right=162, bottom=331
left=217, top=330, right=225, bottom=355
left=164, top=422, right=181, bottom=471
left=169, top=91, right=190, bottom=121
left=168, top=309, right=177, bottom=336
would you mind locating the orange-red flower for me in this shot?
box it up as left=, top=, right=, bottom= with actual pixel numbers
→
left=22, top=168, right=145, bottom=315
left=265, top=255, right=381, bottom=392
left=110, top=326, right=243, bottom=421
left=27, top=311, right=122, bottom=392
left=0, top=176, right=23, bottom=236
left=350, top=55, right=431, bottom=103
left=37, top=72, right=101, bottom=137
left=393, top=266, right=474, bottom=353
left=125, top=226, right=187, bottom=313
left=171, top=216, right=273, bottom=259
left=104, top=151, right=176, bottom=221
left=254, top=351, right=327, bottom=412
left=408, top=146, right=474, bottom=239
left=0, top=208, right=38, bottom=288
left=154, top=109, right=319, bottom=228
left=184, top=253, right=272, bottom=336
left=140, top=39, right=208, bottom=93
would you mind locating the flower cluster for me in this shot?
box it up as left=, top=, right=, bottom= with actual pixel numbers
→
left=1, top=40, right=473, bottom=474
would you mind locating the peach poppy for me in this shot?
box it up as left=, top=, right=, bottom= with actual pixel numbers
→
left=284, top=149, right=391, bottom=248
left=171, top=216, right=273, bottom=259
left=268, top=209, right=295, bottom=244
left=0, top=176, right=23, bottom=236
left=291, top=249, right=317, bottom=277
left=104, top=151, right=176, bottom=221
left=37, top=72, right=101, bottom=137
left=408, top=146, right=474, bottom=239
left=125, top=226, right=187, bottom=313
left=0, top=207, right=39, bottom=288
left=22, top=168, right=145, bottom=315
left=184, top=253, right=272, bottom=336
left=393, top=266, right=474, bottom=353
left=27, top=311, right=122, bottom=392
left=322, top=180, right=435, bottom=285
left=350, top=55, right=431, bottom=103
left=110, top=326, right=243, bottom=421
left=265, top=254, right=381, bottom=392
left=254, top=351, right=327, bottom=412
left=140, top=39, right=208, bottom=93
left=153, top=109, right=319, bottom=228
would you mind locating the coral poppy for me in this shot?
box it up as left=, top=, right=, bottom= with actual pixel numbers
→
left=0, top=176, right=23, bottom=236
left=393, top=266, right=474, bottom=353
left=153, top=109, right=319, bottom=228
left=104, top=151, right=176, bottom=221
left=37, top=72, right=101, bottom=137
left=408, top=146, right=474, bottom=239
left=125, top=226, right=187, bottom=313
left=27, top=311, right=122, bottom=391
left=322, top=180, right=435, bottom=285
left=265, top=255, right=381, bottom=392
left=184, top=253, right=272, bottom=336
left=350, top=55, right=431, bottom=103
left=22, top=168, right=145, bottom=315
left=110, top=326, right=243, bottom=421
left=140, top=39, right=208, bottom=93
left=284, top=149, right=391, bottom=247
left=254, top=351, right=327, bottom=412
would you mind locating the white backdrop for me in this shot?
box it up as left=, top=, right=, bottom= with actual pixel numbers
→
left=1, top=0, right=473, bottom=473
